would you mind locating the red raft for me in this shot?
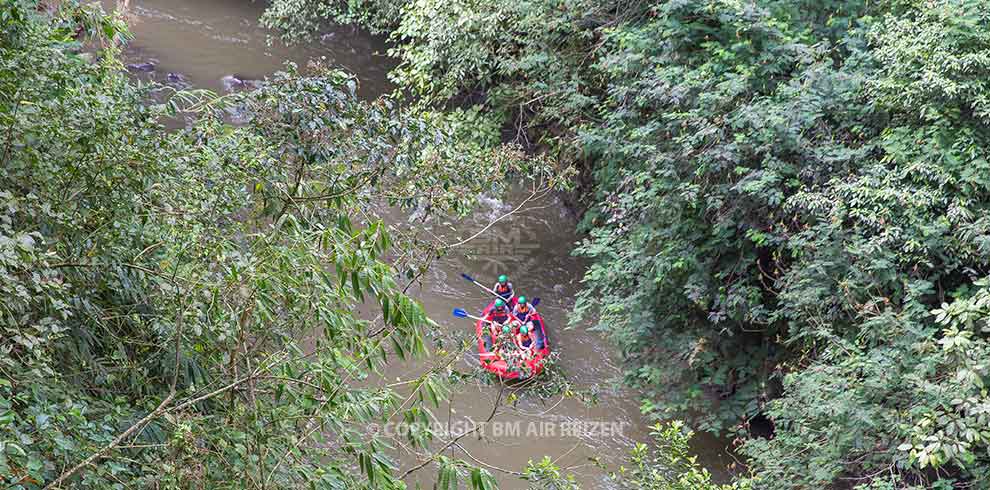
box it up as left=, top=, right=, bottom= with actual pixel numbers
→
left=475, top=298, right=550, bottom=379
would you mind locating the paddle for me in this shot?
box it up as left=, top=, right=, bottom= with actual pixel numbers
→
left=460, top=272, right=513, bottom=301
left=452, top=308, right=495, bottom=324
left=454, top=308, right=501, bottom=355
left=452, top=308, right=475, bottom=320
left=453, top=299, right=541, bottom=329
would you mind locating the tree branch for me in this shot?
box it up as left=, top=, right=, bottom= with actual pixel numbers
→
left=398, top=385, right=505, bottom=480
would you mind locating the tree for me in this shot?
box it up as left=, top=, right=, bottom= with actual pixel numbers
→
left=0, top=2, right=561, bottom=488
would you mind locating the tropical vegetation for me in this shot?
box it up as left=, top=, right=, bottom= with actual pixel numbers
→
left=264, top=0, right=990, bottom=488
left=7, top=0, right=990, bottom=487
left=0, top=1, right=563, bottom=488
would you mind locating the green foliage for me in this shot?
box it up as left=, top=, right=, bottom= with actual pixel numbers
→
left=521, top=422, right=738, bottom=490
left=261, top=0, right=404, bottom=37
left=611, top=422, right=740, bottom=490
left=740, top=280, right=990, bottom=487
left=265, top=0, right=610, bottom=147
left=0, top=2, right=552, bottom=489
left=521, top=456, right=580, bottom=490
left=432, top=457, right=499, bottom=490
left=268, top=0, right=990, bottom=487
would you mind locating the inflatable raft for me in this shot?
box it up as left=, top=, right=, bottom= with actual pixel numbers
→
left=475, top=298, right=550, bottom=379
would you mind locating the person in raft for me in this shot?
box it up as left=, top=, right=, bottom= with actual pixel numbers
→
left=516, top=324, right=535, bottom=356
left=487, top=298, right=511, bottom=325
left=494, top=324, right=513, bottom=356
left=512, top=296, right=536, bottom=323
left=484, top=316, right=501, bottom=340
left=493, top=275, right=514, bottom=301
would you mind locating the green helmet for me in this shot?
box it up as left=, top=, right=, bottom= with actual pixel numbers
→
left=502, top=325, right=511, bottom=334
left=518, top=296, right=526, bottom=304
left=495, top=299, right=505, bottom=308
left=520, top=325, right=529, bottom=334
left=498, top=275, right=508, bottom=283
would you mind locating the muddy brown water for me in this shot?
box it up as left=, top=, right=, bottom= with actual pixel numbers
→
left=108, top=0, right=392, bottom=97
left=111, top=1, right=734, bottom=487
left=386, top=191, right=736, bottom=489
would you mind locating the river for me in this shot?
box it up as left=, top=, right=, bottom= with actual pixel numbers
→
left=110, top=1, right=734, bottom=488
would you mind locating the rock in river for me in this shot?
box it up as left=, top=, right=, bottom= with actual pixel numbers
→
left=221, top=75, right=262, bottom=92
left=126, top=61, right=156, bottom=72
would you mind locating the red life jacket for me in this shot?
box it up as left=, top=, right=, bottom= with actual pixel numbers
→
left=489, top=305, right=508, bottom=322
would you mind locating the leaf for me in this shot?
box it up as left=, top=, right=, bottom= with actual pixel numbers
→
left=352, top=271, right=363, bottom=301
